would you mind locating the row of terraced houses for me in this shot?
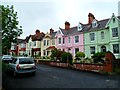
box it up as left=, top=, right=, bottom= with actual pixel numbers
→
left=10, top=13, right=120, bottom=59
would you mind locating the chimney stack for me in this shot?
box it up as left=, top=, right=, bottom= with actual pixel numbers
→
left=50, top=28, right=54, bottom=35
left=35, top=29, right=40, bottom=36
left=88, top=13, right=95, bottom=24
left=65, top=21, right=70, bottom=30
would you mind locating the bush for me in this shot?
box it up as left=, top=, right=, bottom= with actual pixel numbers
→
left=61, top=52, right=73, bottom=65
left=75, top=52, right=85, bottom=60
left=92, top=52, right=105, bottom=63
left=50, top=48, right=64, bottom=61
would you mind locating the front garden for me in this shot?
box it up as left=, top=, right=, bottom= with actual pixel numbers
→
left=34, top=48, right=120, bottom=75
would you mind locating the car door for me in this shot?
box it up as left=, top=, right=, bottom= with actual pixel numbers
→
left=8, top=58, right=18, bottom=71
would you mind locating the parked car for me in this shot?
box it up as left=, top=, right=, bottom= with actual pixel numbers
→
left=8, top=57, right=36, bottom=77
left=2, top=55, right=13, bottom=63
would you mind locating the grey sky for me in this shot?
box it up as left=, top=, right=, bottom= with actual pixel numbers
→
left=2, top=0, right=120, bottom=39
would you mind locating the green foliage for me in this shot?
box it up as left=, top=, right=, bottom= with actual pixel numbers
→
left=92, top=52, right=105, bottom=63
left=61, top=52, right=73, bottom=65
left=1, top=5, right=23, bottom=54
left=50, top=48, right=64, bottom=61
left=75, top=52, right=85, bottom=60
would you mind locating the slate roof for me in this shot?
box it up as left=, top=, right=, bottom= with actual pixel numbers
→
left=60, top=26, right=82, bottom=36
left=51, top=31, right=57, bottom=39
left=31, top=32, right=45, bottom=41
left=59, top=18, right=110, bottom=35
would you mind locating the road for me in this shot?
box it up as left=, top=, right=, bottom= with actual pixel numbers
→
left=2, top=64, right=119, bottom=89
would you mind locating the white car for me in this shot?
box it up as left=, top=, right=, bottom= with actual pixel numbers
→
left=2, top=55, right=13, bottom=63
left=8, top=57, right=36, bottom=77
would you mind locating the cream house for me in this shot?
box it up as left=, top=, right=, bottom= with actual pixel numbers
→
left=26, top=30, right=45, bottom=57
left=41, top=29, right=57, bottom=57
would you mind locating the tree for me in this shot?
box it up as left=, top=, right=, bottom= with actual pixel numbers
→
left=1, top=5, right=23, bottom=54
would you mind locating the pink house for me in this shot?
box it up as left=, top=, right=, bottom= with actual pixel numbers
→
left=55, top=21, right=84, bottom=57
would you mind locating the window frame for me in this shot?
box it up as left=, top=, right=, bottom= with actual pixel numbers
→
left=58, top=38, right=61, bottom=44
left=74, top=36, right=79, bottom=43
left=112, top=27, right=118, bottom=37
left=90, top=33, right=95, bottom=41
left=113, top=44, right=119, bottom=54
left=90, top=46, right=95, bottom=54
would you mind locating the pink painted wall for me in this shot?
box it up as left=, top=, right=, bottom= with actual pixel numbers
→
left=56, top=33, right=84, bottom=57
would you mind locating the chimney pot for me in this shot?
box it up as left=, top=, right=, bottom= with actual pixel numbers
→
left=88, top=13, right=95, bottom=24
left=65, top=21, right=70, bottom=30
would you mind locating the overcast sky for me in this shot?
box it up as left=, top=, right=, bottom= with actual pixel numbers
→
left=2, top=0, right=120, bottom=39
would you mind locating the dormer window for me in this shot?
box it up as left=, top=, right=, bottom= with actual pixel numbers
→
left=92, top=19, right=98, bottom=28
left=78, top=22, right=82, bottom=31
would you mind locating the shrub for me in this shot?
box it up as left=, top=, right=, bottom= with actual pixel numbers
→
left=92, top=52, right=105, bottom=63
left=75, top=52, right=85, bottom=60
left=61, top=52, right=73, bottom=65
left=50, top=48, right=64, bottom=61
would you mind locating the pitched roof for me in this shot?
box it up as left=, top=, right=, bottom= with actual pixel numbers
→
left=86, top=19, right=109, bottom=32
left=60, top=26, right=82, bottom=36
left=59, top=18, right=110, bottom=35
left=51, top=31, right=57, bottom=39
left=31, top=32, right=45, bottom=41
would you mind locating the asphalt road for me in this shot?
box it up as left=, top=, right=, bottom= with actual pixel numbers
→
left=2, top=64, right=120, bottom=89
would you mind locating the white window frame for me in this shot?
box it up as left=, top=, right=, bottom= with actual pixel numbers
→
left=74, top=36, right=79, bottom=43
left=90, top=33, right=95, bottom=41
left=90, top=46, right=95, bottom=54
left=58, top=38, right=61, bottom=44
left=112, top=27, right=118, bottom=37
left=113, top=44, right=119, bottom=54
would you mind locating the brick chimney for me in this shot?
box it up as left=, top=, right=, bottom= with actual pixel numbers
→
left=65, top=21, right=70, bottom=30
left=50, top=28, right=54, bottom=35
left=88, top=13, right=95, bottom=24
left=35, top=29, right=40, bottom=36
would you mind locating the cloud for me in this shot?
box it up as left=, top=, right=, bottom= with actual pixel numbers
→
left=2, top=0, right=119, bottom=39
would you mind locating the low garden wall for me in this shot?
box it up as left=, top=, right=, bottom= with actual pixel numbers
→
left=36, top=60, right=112, bottom=73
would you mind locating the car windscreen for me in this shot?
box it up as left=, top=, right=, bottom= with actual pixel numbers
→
left=19, top=58, right=34, bottom=64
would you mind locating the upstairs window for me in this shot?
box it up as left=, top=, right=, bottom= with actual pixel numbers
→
left=101, top=31, right=104, bottom=40
left=44, top=40, right=46, bottom=46
left=33, top=41, right=36, bottom=46
left=78, top=23, right=82, bottom=31
left=112, top=27, right=118, bottom=37
left=74, top=36, right=79, bottom=43
left=47, top=40, right=49, bottom=46
left=58, top=38, right=61, bottom=44
left=52, top=39, right=55, bottom=45
left=90, top=33, right=95, bottom=41
left=92, top=19, right=98, bottom=28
